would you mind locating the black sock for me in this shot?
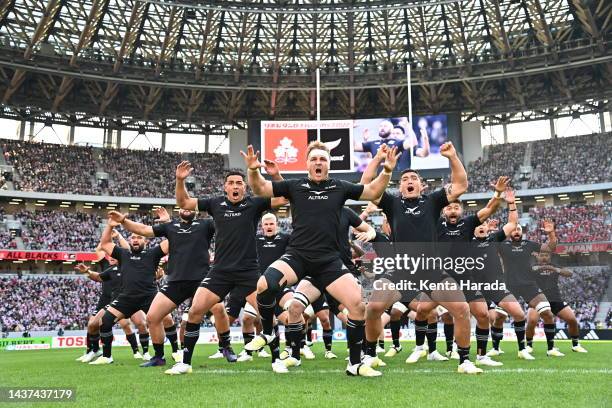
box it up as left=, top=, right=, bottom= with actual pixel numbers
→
left=300, top=328, right=307, bottom=349
left=243, top=332, right=255, bottom=355
left=307, top=327, right=313, bottom=344
left=365, top=341, right=377, bottom=358
left=390, top=320, right=401, bottom=348
left=457, top=346, right=470, bottom=364
left=256, top=290, right=278, bottom=336
left=571, top=335, right=579, bottom=347
left=323, top=329, right=333, bottom=352
left=269, top=324, right=280, bottom=362
left=100, top=331, right=113, bottom=358
left=153, top=343, right=164, bottom=359
left=219, top=330, right=231, bottom=349
left=139, top=333, right=149, bottom=354
left=544, top=323, right=556, bottom=350
left=165, top=326, right=179, bottom=353
left=491, top=326, right=503, bottom=350
left=182, top=322, right=200, bottom=365
left=414, top=319, right=427, bottom=348
left=426, top=323, right=437, bottom=353
left=378, top=338, right=385, bottom=350
left=526, top=337, right=533, bottom=348
left=346, top=318, right=365, bottom=366
left=514, top=320, right=526, bottom=351
left=90, top=333, right=100, bottom=353
left=286, top=323, right=303, bottom=360
left=444, top=323, right=454, bottom=352
left=85, top=333, right=92, bottom=353
left=126, top=333, right=139, bottom=353
left=475, top=326, right=489, bottom=356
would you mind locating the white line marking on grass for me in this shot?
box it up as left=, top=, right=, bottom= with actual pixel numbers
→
left=193, top=368, right=612, bottom=375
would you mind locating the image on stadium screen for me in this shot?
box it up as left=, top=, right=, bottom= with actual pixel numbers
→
left=353, top=115, right=450, bottom=171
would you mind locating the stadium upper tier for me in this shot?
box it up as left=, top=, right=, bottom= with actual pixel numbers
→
left=1, top=132, right=610, bottom=199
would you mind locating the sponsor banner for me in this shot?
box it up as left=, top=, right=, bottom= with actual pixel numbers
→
left=0, top=337, right=52, bottom=350
left=41, top=328, right=612, bottom=350
left=261, top=120, right=353, bottom=173
left=0, top=250, right=97, bottom=262
left=556, top=242, right=611, bottom=254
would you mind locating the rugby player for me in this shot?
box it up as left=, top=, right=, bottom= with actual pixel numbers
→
left=164, top=165, right=285, bottom=375
left=242, top=141, right=398, bottom=376
left=526, top=251, right=587, bottom=354
left=497, top=220, right=564, bottom=357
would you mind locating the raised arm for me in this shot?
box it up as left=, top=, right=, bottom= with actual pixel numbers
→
left=360, top=145, right=387, bottom=185
left=477, top=176, right=510, bottom=223
left=360, top=146, right=399, bottom=201
left=108, top=210, right=155, bottom=238
left=175, top=161, right=198, bottom=210
left=359, top=202, right=379, bottom=221
left=350, top=240, right=366, bottom=258
left=502, top=189, right=518, bottom=237
left=540, top=219, right=557, bottom=253
left=242, top=145, right=274, bottom=197
left=75, top=263, right=102, bottom=282
left=263, top=159, right=284, bottom=182
left=440, top=142, right=468, bottom=202
left=111, top=229, right=130, bottom=250
left=415, top=129, right=430, bottom=157
left=99, top=219, right=119, bottom=256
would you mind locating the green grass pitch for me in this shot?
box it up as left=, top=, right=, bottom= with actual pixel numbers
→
left=1, top=341, right=610, bottom=408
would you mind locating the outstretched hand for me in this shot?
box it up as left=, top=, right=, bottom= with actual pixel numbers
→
left=154, top=207, right=170, bottom=223
left=74, top=263, right=89, bottom=274
left=240, top=145, right=262, bottom=170
left=382, top=146, right=400, bottom=172
left=176, top=161, right=193, bottom=181
left=491, top=176, right=511, bottom=193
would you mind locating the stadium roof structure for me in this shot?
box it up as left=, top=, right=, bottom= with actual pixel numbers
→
left=0, top=0, right=609, bottom=132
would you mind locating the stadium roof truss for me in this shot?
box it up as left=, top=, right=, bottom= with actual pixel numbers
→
left=0, top=0, right=609, bottom=131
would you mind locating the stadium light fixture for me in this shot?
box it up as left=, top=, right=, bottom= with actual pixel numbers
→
left=60, top=204, right=70, bottom=208
left=61, top=201, right=72, bottom=204
left=36, top=200, right=47, bottom=203
left=84, top=202, right=94, bottom=206
left=83, top=205, right=93, bottom=209
left=582, top=192, right=593, bottom=196
left=559, top=197, right=570, bottom=201
left=12, top=198, right=22, bottom=201
left=9, top=201, right=20, bottom=205
left=34, top=203, right=45, bottom=207
left=534, top=196, right=544, bottom=199
left=557, top=194, right=568, bottom=197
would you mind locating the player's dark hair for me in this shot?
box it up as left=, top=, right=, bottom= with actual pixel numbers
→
left=449, top=199, right=462, bottom=205
left=400, top=169, right=421, bottom=180
left=224, top=170, right=245, bottom=182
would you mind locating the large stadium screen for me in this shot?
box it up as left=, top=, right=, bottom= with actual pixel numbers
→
left=261, top=115, right=449, bottom=173
left=353, top=115, right=450, bottom=172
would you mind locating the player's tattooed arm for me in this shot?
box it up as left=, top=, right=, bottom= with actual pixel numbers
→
left=111, top=228, right=130, bottom=249
left=99, top=219, right=118, bottom=257
left=360, top=146, right=399, bottom=201
left=241, top=145, right=274, bottom=197
left=501, top=188, right=518, bottom=237
left=175, top=161, right=198, bottom=210
left=440, top=142, right=468, bottom=202
left=108, top=210, right=156, bottom=238
left=160, top=239, right=169, bottom=255
left=540, top=219, right=557, bottom=253
left=477, top=176, right=511, bottom=223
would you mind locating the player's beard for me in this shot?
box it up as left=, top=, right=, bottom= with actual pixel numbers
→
left=181, top=212, right=195, bottom=222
